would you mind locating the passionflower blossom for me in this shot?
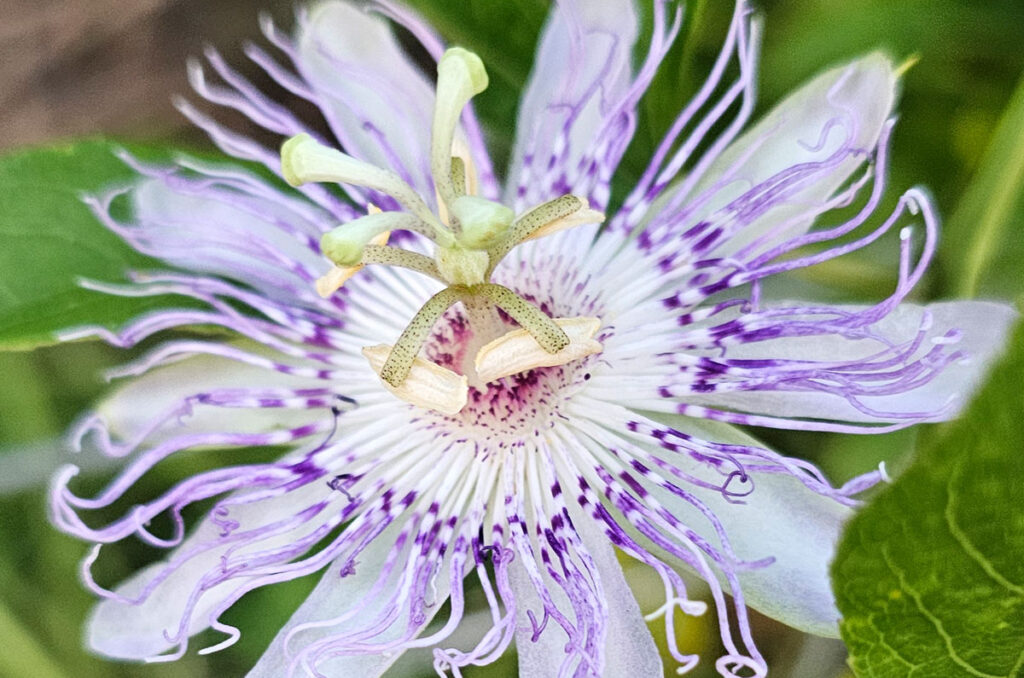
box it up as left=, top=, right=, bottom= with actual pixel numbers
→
left=50, top=1, right=1014, bottom=676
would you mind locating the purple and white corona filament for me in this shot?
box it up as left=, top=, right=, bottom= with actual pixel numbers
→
left=51, top=1, right=1014, bottom=677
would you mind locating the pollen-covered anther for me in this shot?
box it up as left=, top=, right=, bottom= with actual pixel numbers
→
left=474, top=316, right=603, bottom=384
left=362, top=345, right=468, bottom=415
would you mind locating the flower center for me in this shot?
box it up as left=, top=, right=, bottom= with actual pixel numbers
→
left=420, top=292, right=599, bottom=435
left=279, top=47, right=605, bottom=414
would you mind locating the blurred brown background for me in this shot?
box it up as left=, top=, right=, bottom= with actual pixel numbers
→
left=0, top=0, right=298, bottom=151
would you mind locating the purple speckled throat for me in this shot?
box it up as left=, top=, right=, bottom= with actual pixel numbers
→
left=50, top=1, right=1015, bottom=677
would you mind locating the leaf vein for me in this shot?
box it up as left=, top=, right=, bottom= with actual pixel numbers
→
left=945, top=461, right=1024, bottom=595
left=882, top=546, right=1003, bottom=678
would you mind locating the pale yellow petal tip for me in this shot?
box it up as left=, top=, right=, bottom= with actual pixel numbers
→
left=362, top=345, right=469, bottom=415
left=894, top=53, right=920, bottom=79
left=526, top=206, right=606, bottom=241
left=316, top=265, right=359, bottom=297
left=474, top=317, right=603, bottom=384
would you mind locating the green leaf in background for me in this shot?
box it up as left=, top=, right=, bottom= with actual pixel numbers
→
left=831, top=321, right=1024, bottom=678
left=941, top=72, right=1024, bottom=299
left=0, top=140, right=189, bottom=351
left=402, top=0, right=548, bottom=174
left=0, top=598, right=73, bottom=678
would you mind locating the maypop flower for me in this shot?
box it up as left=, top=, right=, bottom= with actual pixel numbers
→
left=52, top=1, right=1014, bottom=676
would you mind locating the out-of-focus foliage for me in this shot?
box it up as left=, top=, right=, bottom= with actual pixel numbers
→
left=0, top=1, right=1021, bottom=678
left=0, top=141, right=205, bottom=350
left=941, top=74, right=1024, bottom=299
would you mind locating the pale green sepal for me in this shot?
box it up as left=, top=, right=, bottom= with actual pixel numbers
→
left=320, top=212, right=418, bottom=267
left=451, top=195, right=514, bottom=249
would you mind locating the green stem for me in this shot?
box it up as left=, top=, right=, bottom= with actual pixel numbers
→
left=956, top=72, right=1024, bottom=297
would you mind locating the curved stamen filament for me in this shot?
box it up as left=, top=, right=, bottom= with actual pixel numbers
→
left=381, top=286, right=464, bottom=386
left=475, top=283, right=569, bottom=354
left=450, top=157, right=468, bottom=199
left=485, top=195, right=604, bottom=276
left=376, top=281, right=577, bottom=389
left=361, top=246, right=444, bottom=282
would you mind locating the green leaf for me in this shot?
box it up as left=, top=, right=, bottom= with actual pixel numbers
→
left=941, top=72, right=1024, bottom=299
left=0, top=140, right=189, bottom=351
left=832, top=322, right=1024, bottom=678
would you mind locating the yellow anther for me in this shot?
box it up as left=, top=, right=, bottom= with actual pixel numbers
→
left=363, top=345, right=468, bottom=415
left=474, top=317, right=603, bottom=384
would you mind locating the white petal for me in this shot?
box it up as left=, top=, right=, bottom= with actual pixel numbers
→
left=98, top=354, right=322, bottom=441
left=666, top=52, right=898, bottom=257
left=247, top=524, right=449, bottom=678
left=88, top=481, right=333, bottom=659
left=296, top=2, right=436, bottom=197
left=510, top=506, right=662, bottom=677
left=638, top=415, right=850, bottom=637
left=131, top=178, right=328, bottom=299
left=506, top=0, right=638, bottom=205
left=687, top=301, right=1017, bottom=423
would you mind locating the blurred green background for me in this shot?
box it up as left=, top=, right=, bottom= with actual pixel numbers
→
left=0, top=0, right=1021, bottom=677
